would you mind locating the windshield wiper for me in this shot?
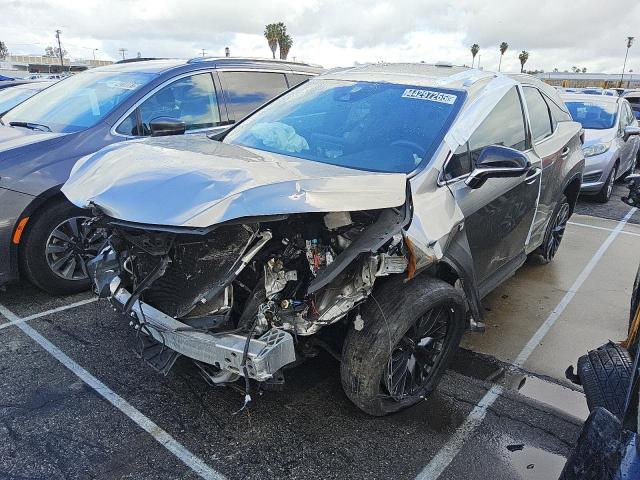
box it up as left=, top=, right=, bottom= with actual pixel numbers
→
left=9, top=121, right=52, bottom=132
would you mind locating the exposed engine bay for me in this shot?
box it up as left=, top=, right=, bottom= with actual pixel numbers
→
left=87, top=205, right=412, bottom=388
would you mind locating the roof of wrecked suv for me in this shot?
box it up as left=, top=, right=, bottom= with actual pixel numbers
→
left=323, top=63, right=497, bottom=93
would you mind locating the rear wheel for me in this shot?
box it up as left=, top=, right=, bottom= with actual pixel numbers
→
left=340, top=276, right=465, bottom=416
left=529, top=195, right=570, bottom=265
left=20, top=200, right=105, bottom=295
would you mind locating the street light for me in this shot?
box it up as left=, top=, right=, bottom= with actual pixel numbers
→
left=621, top=36, right=634, bottom=88
left=92, top=48, right=99, bottom=61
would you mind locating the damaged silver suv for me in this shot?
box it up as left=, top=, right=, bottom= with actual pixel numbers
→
left=62, top=64, right=585, bottom=416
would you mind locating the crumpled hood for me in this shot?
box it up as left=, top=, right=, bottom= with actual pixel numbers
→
left=582, top=127, right=616, bottom=148
left=62, top=135, right=407, bottom=228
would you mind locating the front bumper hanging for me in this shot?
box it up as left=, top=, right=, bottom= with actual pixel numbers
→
left=109, top=277, right=296, bottom=381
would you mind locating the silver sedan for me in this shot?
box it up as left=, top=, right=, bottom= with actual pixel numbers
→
left=563, top=93, right=640, bottom=202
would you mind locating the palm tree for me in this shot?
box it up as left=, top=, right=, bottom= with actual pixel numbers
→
left=264, top=24, right=280, bottom=59
left=498, top=42, right=508, bottom=72
left=279, top=33, right=293, bottom=60
left=518, top=50, right=529, bottom=73
left=470, top=44, right=479, bottom=68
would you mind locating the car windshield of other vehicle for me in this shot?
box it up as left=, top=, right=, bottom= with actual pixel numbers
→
left=565, top=101, right=617, bottom=130
left=2, top=71, right=156, bottom=133
left=0, top=86, right=40, bottom=114
left=225, top=79, right=465, bottom=173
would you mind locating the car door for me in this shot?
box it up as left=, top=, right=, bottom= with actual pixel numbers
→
left=443, top=86, right=539, bottom=293
left=521, top=86, right=575, bottom=250
left=114, top=71, right=228, bottom=138
left=219, top=70, right=290, bottom=124
left=620, top=101, right=639, bottom=172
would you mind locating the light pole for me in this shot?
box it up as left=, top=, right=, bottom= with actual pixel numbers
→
left=92, top=48, right=98, bottom=61
left=118, top=48, right=127, bottom=60
left=55, top=29, right=64, bottom=70
left=621, top=36, right=634, bottom=88
left=201, top=48, right=206, bottom=57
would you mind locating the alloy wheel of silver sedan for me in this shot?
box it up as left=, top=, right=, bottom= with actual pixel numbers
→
left=45, top=216, right=105, bottom=280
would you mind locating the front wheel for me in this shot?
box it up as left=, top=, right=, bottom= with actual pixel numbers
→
left=20, top=200, right=105, bottom=295
left=340, top=276, right=466, bottom=416
left=595, top=164, right=617, bottom=203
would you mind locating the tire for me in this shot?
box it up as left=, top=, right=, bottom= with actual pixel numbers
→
left=340, top=276, right=466, bottom=416
left=595, top=164, right=617, bottom=203
left=577, top=344, right=632, bottom=418
left=529, top=194, right=570, bottom=265
left=628, top=264, right=640, bottom=357
left=20, top=199, right=102, bottom=295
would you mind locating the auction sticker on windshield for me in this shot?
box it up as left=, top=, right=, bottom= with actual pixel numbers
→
left=402, top=89, right=457, bottom=104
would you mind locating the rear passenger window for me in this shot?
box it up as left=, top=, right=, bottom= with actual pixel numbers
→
left=222, top=71, right=289, bottom=120
left=443, top=87, right=527, bottom=181
left=524, top=87, right=553, bottom=142
left=288, top=74, right=312, bottom=87
left=544, top=95, right=572, bottom=130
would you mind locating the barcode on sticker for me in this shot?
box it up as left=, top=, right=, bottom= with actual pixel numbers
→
left=402, top=89, right=457, bottom=104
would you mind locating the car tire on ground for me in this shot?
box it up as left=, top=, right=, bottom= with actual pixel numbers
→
left=529, top=194, right=570, bottom=265
left=340, top=275, right=466, bottom=416
left=595, top=164, right=617, bottom=203
left=20, top=199, right=97, bottom=295
left=577, top=344, right=632, bottom=418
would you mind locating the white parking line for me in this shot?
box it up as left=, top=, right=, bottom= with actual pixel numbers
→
left=568, top=220, right=640, bottom=237
left=416, top=207, right=637, bottom=480
left=0, top=298, right=98, bottom=331
left=0, top=303, right=226, bottom=480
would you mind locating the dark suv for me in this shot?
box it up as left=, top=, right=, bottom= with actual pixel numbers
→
left=0, top=57, right=322, bottom=294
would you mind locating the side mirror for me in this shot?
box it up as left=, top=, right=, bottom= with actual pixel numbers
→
left=465, top=145, right=530, bottom=189
left=623, top=125, right=640, bottom=142
left=149, top=117, right=187, bottom=137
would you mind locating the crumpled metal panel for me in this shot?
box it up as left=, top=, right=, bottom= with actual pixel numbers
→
left=61, top=135, right=407, bottom=228
left=405, top=150, right=464, bottom=268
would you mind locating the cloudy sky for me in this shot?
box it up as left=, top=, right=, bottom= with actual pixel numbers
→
left=2, top=0, right=639, bottom=74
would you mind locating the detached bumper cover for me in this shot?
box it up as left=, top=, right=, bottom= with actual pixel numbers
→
left=110, top=278, right=296, bottom=381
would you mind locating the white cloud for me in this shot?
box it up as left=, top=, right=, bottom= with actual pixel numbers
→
left=1, top=0, right=638, bottom=74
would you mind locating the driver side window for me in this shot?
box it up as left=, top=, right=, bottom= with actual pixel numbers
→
left=443, top=87, right=527, bottom=182
left=117, top=73, right=221, bottom=136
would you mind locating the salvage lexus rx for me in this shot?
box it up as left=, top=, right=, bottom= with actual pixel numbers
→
left=62, top=64, right=585, bottom=416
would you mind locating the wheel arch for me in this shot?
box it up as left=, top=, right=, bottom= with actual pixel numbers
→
left=10, top=184, right=69, bottom=277
left=563, top=174, right=581, bottom=216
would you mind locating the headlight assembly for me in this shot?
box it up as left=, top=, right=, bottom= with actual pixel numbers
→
left=582, top=142, right=611, bottom=157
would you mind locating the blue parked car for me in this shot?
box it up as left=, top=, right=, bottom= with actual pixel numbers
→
left=0, top=57, right=322, bottom=294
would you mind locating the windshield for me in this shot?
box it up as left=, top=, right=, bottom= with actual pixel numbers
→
left=2, top=71, right=156, bottom=133
left=0, top=87, right=39, bottom=114
left=565, top=101, right=617, bottom=130
left=225, top=79, right=465, bottom=173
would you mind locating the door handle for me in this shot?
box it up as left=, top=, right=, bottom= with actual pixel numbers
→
left=525, top=167, right=541, bottom=184
left=560, top=146, right=570, bottom=159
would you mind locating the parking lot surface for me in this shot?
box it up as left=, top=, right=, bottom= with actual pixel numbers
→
left=0, top=183, right=638, bottom=480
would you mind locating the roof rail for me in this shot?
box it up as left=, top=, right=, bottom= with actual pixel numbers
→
left=186, top=56, right=323, bottom=68
left=114, top=57, right=166, bottom=64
